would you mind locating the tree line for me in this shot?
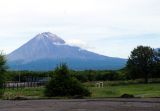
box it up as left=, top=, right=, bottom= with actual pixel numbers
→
left=0, top=45, right=160, bottom=97
left=1, top=45, right=160, bottom=83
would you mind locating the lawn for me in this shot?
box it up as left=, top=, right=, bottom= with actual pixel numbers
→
left=2, top=83, right=160, bottom=99
left=3, top=87, right=44, bottom=99
left=90, top=83, right=160, bottom=98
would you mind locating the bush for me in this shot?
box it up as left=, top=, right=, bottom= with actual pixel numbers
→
left=44, top=64, right=91, bottom=97
left=121, top=94, right=134, bottom=98
left=0, top=53, right=7, bottom=97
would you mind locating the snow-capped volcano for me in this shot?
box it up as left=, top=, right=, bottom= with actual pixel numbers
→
left=7, top=32, right=126, bottom=71
left=7, top=32, right=66, bottom=62
left=35, top=32, right=65, bottom=44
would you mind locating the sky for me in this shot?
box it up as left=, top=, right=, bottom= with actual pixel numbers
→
left=0, top=0, right=160, bottom=58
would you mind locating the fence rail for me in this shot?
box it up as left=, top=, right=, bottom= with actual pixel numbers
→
left=4, top=82, right=46, bottom=89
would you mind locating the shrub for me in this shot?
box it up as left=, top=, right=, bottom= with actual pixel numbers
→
left=0, top=53, right=7, bottom=97
left=121, top=94, right=134, bottom=98
left=44, top=64, right=91, bottom=97
left=0, top=76, right=5, bottom=97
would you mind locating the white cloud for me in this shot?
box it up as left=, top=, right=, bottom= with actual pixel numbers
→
left=66, top=39, right=95, bottom=50
left=0, top=0, right=160, bottom=58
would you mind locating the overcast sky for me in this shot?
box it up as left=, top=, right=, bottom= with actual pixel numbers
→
left=0, top=0, right=160, bottom=58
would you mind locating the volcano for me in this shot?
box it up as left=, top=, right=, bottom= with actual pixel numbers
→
left=7, top=32, right=126, bottom=71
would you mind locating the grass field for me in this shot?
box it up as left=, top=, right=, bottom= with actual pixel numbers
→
left=3, top=83, right=160, bottom=99
left=90, top=83, right=160, bottom=98
left=3, top=87, right=44, bottom=99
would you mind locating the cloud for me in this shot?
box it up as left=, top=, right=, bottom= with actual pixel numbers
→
left=66, top=39, right=95, bottom=50
left=0, top=0, right=160, bottom=57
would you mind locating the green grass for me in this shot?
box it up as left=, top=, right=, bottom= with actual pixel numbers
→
left=3, top=87, right=44, bottom=99
left=90, top=83, right=160, bottom=98
left=2, top=83, right=160, bottom=99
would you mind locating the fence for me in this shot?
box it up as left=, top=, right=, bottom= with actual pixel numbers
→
left=4, top=82, right=46, bottom=89
left=4, top=81, right=46, bottom=89
left=4, top=76, right=50, bottom=89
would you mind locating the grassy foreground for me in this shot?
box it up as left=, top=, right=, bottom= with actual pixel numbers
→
left=3, top=83, right=160, bottom=99
left=90, top=83, right=160, bottom=98
left=3, top=87, right=44, bottom=99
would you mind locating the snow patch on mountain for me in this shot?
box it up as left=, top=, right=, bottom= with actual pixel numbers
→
left=35, top=32, right=65, bottom=44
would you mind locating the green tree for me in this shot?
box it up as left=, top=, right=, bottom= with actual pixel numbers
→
left=127, top=46, right=155, bottom=83
left=44, top=64, right=91, bottom=97
left=152, top=49, right=160, bottom=78
left=0, top=53, right=7, bottom=97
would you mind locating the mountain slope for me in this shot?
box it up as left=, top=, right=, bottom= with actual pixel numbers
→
left=156, top=48, right=160, bottom=52
left=7, top=32, right=126, bottom=71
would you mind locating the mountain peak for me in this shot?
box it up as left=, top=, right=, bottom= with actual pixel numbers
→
left=35, top=32, right=65, bottom=44
left=7, top=32, right=126, bottom=71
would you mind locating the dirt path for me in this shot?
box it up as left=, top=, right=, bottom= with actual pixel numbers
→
left=0, top=98, right=160, bottom=111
